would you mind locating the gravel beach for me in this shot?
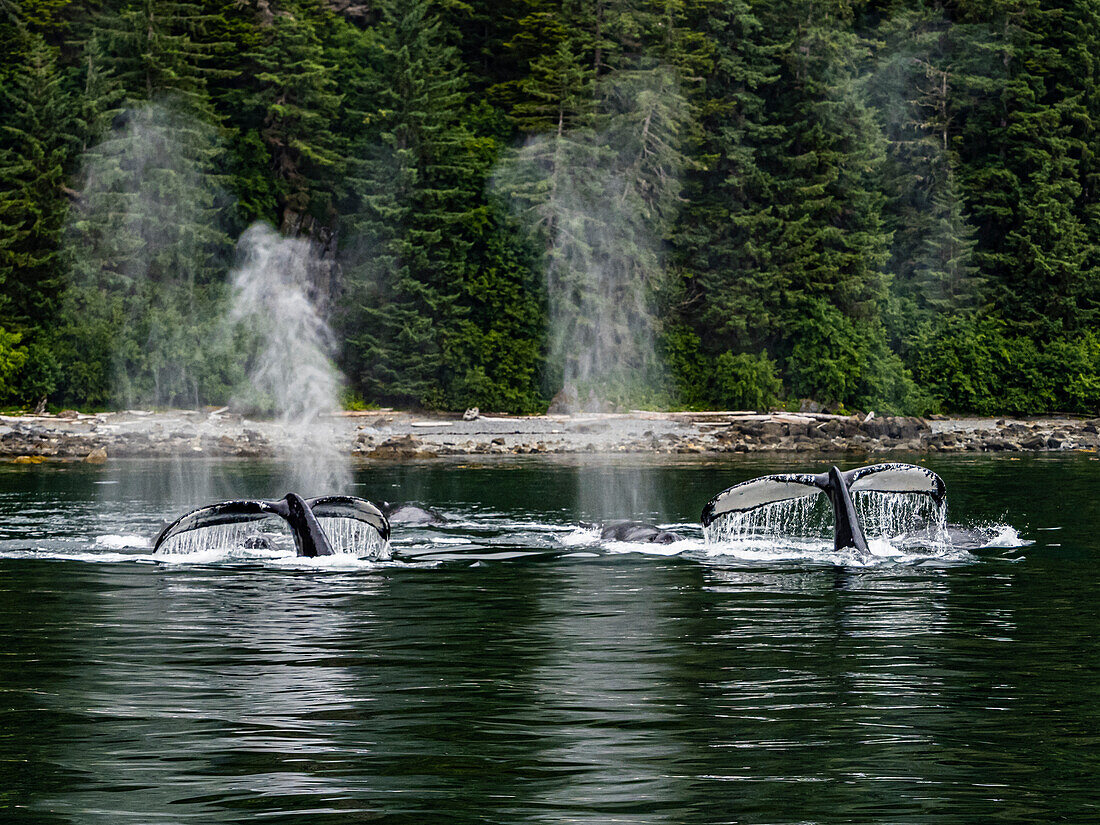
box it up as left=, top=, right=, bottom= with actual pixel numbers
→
left=2, top=408, right=1098, bottom=461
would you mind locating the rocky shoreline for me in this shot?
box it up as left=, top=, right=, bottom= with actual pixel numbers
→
left=1, top=409, right=1098, bottom=462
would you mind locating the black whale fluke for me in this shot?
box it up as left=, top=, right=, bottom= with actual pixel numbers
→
left=701, top=462, right=946, bottom=552
left=153, top=493, right=390, bottom=557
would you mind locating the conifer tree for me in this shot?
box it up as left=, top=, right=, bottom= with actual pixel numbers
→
left=872, top=7, right=982, bottom=350
left=232, top=0, right=344, bottom=234
left=341, top=0, right=477, bottom=407
left=91, top=0, right=230, bottom=117
left=512, top=37, right=598, bottom=135
left=61, top=102, right=234, bottom=407
left=0, top=30, right=70, bottom=330
left=672, top=0, right=781, bottom=374
left=46, top=0, right=242, bottom=407
left=2, top=0, right=1099, bottom=413
left=499, top=61, right=690, bottom=407
left=0, top=29, right=74, bottom=403
left=951, top=0, right=1097, bottom=335
left=762, top=0, right=914, bottom=408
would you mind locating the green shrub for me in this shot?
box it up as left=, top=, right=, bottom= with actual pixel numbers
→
left=341, top=389, right=378, bottom=412
left=0, top=328, right=28, bottom=400
left=913, top=314, right=1100, bottom=414
left=785, top=304, right=925, bottom=414
left=713, top=351, right=781, bottom=411
left=12, top=339, right=60, bottom=405
left=662, top=324, right=780, bottom=411
left=661, top=324, right=711, bottom=409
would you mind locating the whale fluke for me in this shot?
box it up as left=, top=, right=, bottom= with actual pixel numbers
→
left=701, top=462, right=945, bottom=552
left=152, top=498, right=289, bottom=554
left=843, top=462, right=945, bottom=499
left=153, top=493, right=390, bottom=557
left=307, top=495, right=390, bottom=540
left=699, top=473, right=823, bottom=522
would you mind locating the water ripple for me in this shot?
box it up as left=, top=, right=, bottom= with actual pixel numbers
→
left=0, top=456, right=1096, bottom=823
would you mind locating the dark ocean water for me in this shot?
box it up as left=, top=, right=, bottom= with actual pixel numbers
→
left=0, top=454, right=1097, bottom=823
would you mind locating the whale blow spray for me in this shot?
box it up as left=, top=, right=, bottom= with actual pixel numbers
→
left=228, top=223, right=349, bottom=494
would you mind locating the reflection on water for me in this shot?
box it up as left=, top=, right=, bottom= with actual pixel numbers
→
left=0, top=454, right=1098, bottom=823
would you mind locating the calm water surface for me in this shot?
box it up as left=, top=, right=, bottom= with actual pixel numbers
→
left=0, top=454, right=1097, bottom=823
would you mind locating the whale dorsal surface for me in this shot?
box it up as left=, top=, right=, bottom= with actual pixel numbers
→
left=381, top=502, right=445, bottom=526
left=600, top=521, right=684, bottom=544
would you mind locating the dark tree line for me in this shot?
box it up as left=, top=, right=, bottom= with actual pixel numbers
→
left=1, top=0, right=1098, bottom=414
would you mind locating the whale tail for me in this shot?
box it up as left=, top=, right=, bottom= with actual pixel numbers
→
left=153, top=493, right=390, bottom=557
left=701, top=462, right=945, bottom=552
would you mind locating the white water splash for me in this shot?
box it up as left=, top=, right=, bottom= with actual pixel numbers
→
left=95, top=534, right=151, bottom=550
left=228, top=223, right=349, bottom=494
left=982, top=525, right=1027, bottom=548
left=703, top=495, right=833, bottom=546
left=855, top=491, right=949, bottom=548
left=0, top=545, right=396, bottom=570
left=154, top=522, right=288, bottom=556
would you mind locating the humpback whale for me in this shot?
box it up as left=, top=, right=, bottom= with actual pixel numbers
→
left=599, top=521, right=684, bottom=544
left=701, top=462, right=945, bottom=552
left=153, top=493, right=390, bottom=557
left=381, top=502, right=446, bottom=526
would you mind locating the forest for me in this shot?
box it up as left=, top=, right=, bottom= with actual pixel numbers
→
left=1, top=0, right=1098, bottom=416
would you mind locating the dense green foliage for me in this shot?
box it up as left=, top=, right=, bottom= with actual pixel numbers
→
left=1, top=0, right=1098, bottom=414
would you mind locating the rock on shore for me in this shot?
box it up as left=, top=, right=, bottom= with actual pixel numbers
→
left=1, top=409, right=1098, bottom=461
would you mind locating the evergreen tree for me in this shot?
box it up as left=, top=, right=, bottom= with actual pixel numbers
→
left=674, top=0, right=912, bottom=409
left=512, top=36, right=598, bottom=135
left=952, top=0, right=1097, bottom=335
left=341, top=0, right=477, bottom=408
left=231, top=0, right=344, bottom=234
left=671, top=0, right=782, bottom=402
left=91, top=0, right=231, bottom=117
left=499, top=62, right=690, bottom=407
left=441, top=206, right=547, bottom=413
left=0, top=29, right=74, bottom=403
left=1, top=0, right=1098, bottom=413
left=871, top=7, right=982, bottom=352
left=61, top=102, right=235, bottom=407
left=0, top=30, right=70, bottom=330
